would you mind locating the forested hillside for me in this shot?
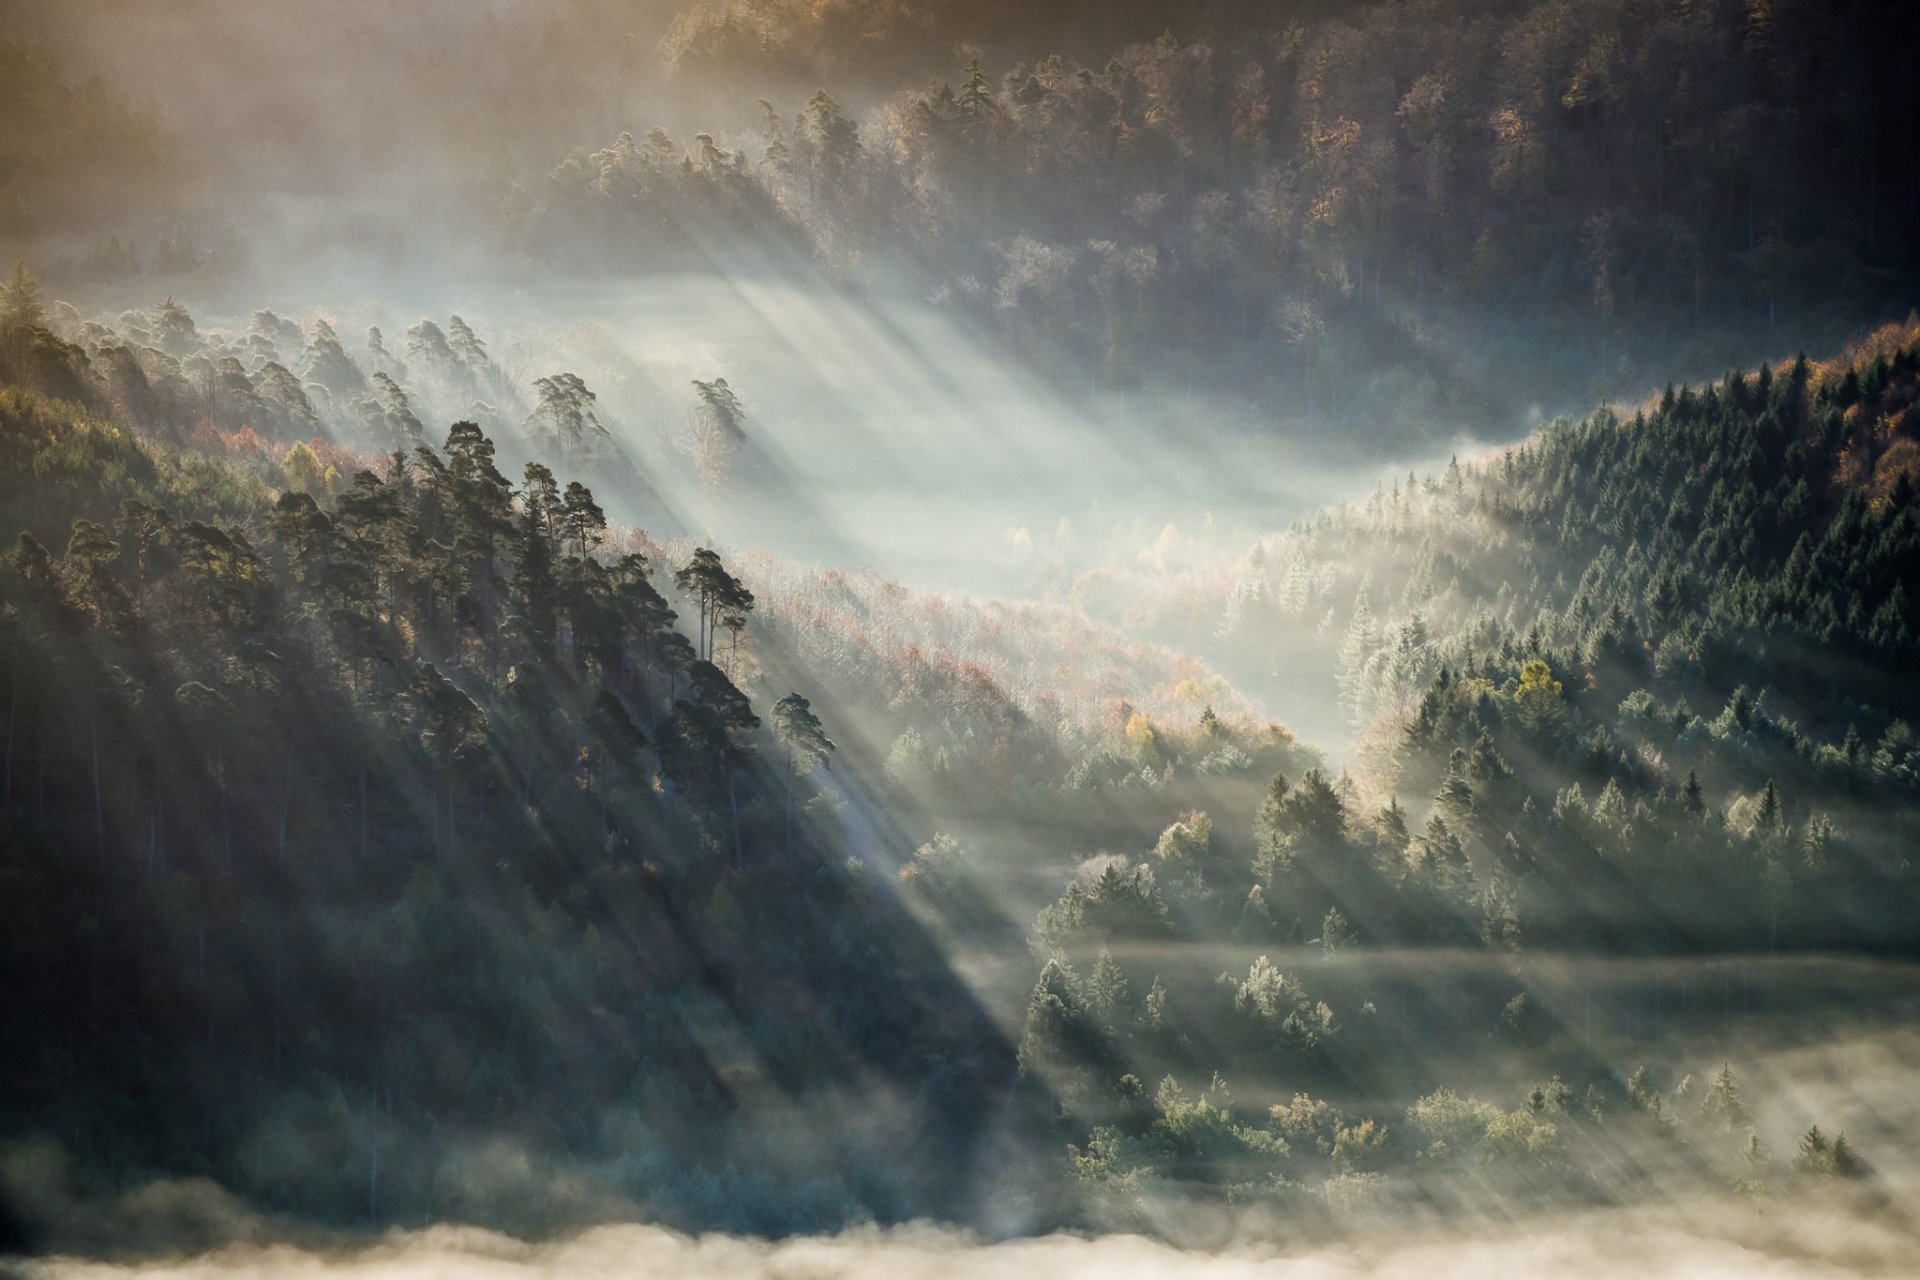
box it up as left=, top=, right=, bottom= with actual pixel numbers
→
left=3, top=261, right=1914, bottom=1249
left=1197, top=326, right=1920, bottom=947
left=5, top=0, right=1920, bottom=1269
left=522, top=0, right=1920, bottom=443
left=16, top=1, right=1919, bottom=452
left=981, top=329, right=1920, bottom=1226
left=0, top=276, right=1027, bottom=1241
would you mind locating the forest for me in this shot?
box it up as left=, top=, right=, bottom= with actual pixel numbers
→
left=2, top=2, right=1919, bottom=1277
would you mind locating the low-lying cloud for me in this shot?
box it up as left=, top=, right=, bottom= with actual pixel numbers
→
left=18, top=1190, right=1920, bottom=1280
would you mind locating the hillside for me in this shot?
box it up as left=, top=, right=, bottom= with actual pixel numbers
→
left=972, top=330, right=1920, bottom=1221
left=5, top=0, right=1920, bottom=1245
left=3, top=269, right=1916, bottom=1248
left=516, top=0, right=1920, bottom=450
left=0, top=344, right=1024, bottom=1243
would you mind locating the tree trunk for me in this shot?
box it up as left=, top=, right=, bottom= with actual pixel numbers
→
left=482, top=554, right=496, bottom=679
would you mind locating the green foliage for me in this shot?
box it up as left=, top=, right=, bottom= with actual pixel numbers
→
left=616, top=1, right=1920, bottom=446
left=1240, top=334, right=1920, bottom=953
left=0, top=384, right=1004, bottom=1239
left=1702, top=1064, right=1749, bottom=1132
left=1406, top=1089, right=1502, bottom=1161
left=1035, top=858, right=1171, bottom=948
left=1151, top=809, right=1211, bottom=867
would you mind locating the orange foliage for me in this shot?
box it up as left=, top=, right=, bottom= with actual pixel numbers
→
left=1821, top=320, right=1920, bottom=388
left=300, top=435, right=381, bottom=479
left=187, top=419, right=266, bottom=456
left=1868, top=437, right=1920, bottom=507
left=689, top=549, right=1259, bottom=781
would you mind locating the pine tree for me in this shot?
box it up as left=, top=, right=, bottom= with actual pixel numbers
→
left=1018, top=958, right=1086, bottom=1078
left=525, top=373, right=606, bottom=465
left=1703, top=1063, right=1748, bottom=1130
left=1337, top=595, right=1381, bottom=725
left=513, top=514, right=558, bottom=660
left=1793, top=1125, right=1830, bottom=1174
left=1085, top=949, right=1128, bottom=1027
left=0, top=262, right=45, bottom=332
left=771, top=692, right=834, bottom=860
left=559, top=482, right=608, bottom=559
left=1680, top=768, right=1706, bottom=818
left=959, top=59, right=996, bottom=141
left=1755, top=778, right=1783, bottom=834
left=673, top=547, right=752, bottom=663
left=446, top=315, right=489, bottom=367
left=1321, top=906, right=1357, bottom=953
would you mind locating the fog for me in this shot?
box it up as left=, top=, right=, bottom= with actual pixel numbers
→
left=6, top=0, right=1920, bottom=1271
left=66, top=271, right=1447, bottom=749
left=0, top=0, right=1782, bottom=753
left=539, top=273, right=1457, bottom=594
left=18, top=1193, right=1920, bottom=1280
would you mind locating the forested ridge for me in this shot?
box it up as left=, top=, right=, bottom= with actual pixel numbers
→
left=524, top=0, right=1920, bottom=442
left=18, top=0, right=1920, bottom=452
left=0, top=272, right=1024, bottom=1243
left=989, top=327, right=1920, bottom=1222
left=2, top=253, right=1913, bottom=1245
left=4, top=0, right=1920, bottom=1255
left=1210, top=324, right=1920, bottom=949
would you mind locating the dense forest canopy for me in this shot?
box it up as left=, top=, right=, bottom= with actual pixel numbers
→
left=2, top=2, right=1918, bottom=1277
left=8, top=1, right=1916, bottom=444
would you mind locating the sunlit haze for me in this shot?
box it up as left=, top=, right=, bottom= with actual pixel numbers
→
left=2, top=2, right=1918, bottom=1276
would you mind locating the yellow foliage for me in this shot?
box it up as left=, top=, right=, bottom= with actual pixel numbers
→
left=281, top=441, right=326, bottom=495
left=1517, top=659, right=1561, bottom=699
left=1514, top=660, right=1565, bottom=733
left=1125, top=712, right=1164, bottom=767
left=1822, top=320, right=1920, bottom=389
